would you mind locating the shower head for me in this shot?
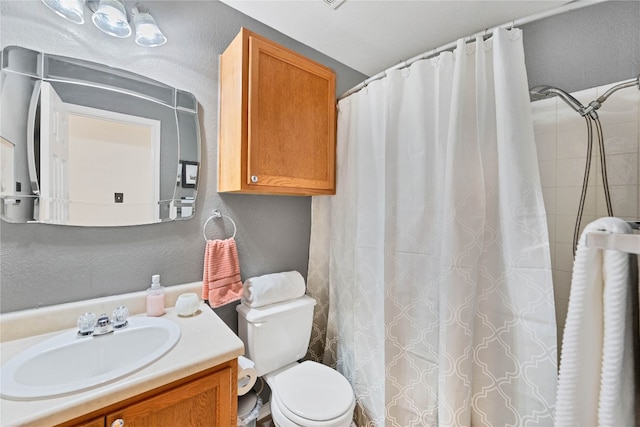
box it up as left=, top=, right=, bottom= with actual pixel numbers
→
left=529, top=85, right=587, bottom=116
left=530, top=75, right=640, bottom=119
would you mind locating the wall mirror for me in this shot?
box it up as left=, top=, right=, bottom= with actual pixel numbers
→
left=0, top=46, right=200, bottom=226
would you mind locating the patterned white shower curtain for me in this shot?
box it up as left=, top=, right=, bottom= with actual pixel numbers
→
left=307, top=28, right=557, bottom=427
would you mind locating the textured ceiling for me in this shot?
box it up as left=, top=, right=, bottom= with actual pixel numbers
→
left=220, top=0, right=570, bottom=76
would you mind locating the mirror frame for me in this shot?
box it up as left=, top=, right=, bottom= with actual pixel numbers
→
left=0, top=46, right=201, bottom=226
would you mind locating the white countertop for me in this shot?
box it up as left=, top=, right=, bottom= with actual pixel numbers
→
left=0, top=282, right=245, bottom=427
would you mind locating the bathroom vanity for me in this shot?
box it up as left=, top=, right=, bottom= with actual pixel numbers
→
left=0, top=283, right=244, bottom=427
left=60, top=362, right=236, bottom=426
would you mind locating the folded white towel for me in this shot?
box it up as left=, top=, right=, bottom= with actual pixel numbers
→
left=556, top=217, right=634, bottom=427
left=242, top=271, right=306, bottom=308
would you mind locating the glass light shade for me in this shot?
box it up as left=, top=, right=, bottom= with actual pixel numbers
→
left=41, top=0, right=86, bottom=24
left=132, top=7, right=167, bottom=47
left=91, top=0, right=131, bottom=38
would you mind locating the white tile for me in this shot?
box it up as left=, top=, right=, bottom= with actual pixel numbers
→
left=555, top=214, right=575, bottom=244
left=557, top=157, right=596, bottom=187
left=556, top=186, right=596, bottom=215
left=555, top=242, right=575, bottom=272
left=538, top=160, right=556, bottom=188
left=542, top=187, right=556, bottom=215
left=588, top=154, right=600, bottom=187
left=596, top=185, right=639, bottom=218
left=557, top=128, right=589, bottom=159
left=598, top=153, right=638, bottom=186
left=552, top=269, right=573, bottom=301
left=557, top=103, right=588, bottom=134
left=534, top=132, right=557, bottom=161
left=531, top=101, right=557, bottom=135
left=546, top=214, right=556, bottom=243
left=601, top=121, right=639, bottom=155
left=555, top=296, right=569, bottom=351
left=596, top=83, right=639, bottom=125
left=554, top=296, right=569, bottom=327
left=531, top=97, right=557, bottom=111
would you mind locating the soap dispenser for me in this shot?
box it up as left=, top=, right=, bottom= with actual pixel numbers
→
left=146, top=274, right=165, bottom=316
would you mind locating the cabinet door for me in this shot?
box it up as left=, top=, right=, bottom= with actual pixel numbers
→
left=105, top=368, right=234, bottom=427
left=247, top=36, right=336, bottom=193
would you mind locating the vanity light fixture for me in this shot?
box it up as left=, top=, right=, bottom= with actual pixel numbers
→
left=131, top=5, right=167, bottom=47
left=91, top=0, right=131, bottom=38
left=40, top=0, right=167, bottom=47
left=41, top=0, right=86, bottom=24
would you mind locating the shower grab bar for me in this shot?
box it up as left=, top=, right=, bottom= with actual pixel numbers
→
left=586, top=223, right=640, bottom=254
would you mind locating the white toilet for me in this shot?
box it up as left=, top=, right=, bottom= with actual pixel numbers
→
left=237, top=295, right=355, bottom=427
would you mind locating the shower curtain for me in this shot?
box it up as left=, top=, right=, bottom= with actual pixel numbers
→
left=307, top=28, right=558, bottom=426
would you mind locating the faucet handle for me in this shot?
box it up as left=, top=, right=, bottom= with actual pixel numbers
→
left=112, top=306, right=129, bottom=330
left=77, top=312, right=97, bottom=336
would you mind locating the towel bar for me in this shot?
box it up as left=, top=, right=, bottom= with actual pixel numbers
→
left=203, top=210, right=237, bottom=241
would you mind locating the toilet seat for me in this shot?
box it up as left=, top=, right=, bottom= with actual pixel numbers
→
left=271, top=391, right=355, bottom=427
left=267, top=361, right=355, bottom=427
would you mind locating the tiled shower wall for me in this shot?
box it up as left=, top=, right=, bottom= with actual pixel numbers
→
left=531, top=79, right=640, bottom=348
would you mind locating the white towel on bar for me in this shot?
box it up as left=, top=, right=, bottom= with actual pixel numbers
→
left=242, top=270, right=306, bottom=308
left=556, top=217, right=634, bottom=427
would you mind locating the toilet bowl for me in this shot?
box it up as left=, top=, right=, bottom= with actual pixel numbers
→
left=236, top=296, right=356, bottom=427
left=265, top=361, right=355, bottom=427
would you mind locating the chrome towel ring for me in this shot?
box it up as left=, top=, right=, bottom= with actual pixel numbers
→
left=203, top=210, right=237, bottom=241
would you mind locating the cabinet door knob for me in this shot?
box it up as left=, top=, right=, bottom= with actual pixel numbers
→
left=251, top=175, right=258, bottom=183
left=111, top=419, right=125, bottom=427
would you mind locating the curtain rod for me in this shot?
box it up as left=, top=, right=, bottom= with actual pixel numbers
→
left=338, top=0, right=610, bottom=100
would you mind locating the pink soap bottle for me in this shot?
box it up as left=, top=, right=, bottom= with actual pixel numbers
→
left=146, top=274, right=165, bottom=316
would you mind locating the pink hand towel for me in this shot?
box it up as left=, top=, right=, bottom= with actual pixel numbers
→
left=202, top=238, right=243, bottom=308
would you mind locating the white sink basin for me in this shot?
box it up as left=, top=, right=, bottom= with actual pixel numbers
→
left=0, top=316, right=180, bottom=400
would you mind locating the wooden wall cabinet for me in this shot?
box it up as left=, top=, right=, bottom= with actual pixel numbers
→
left=218, top=28, right=337, bottom=195
left=58, top=360, right=237, bottom=427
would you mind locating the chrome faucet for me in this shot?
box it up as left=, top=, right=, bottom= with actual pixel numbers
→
left=77, top=306, right=129, bottom=337
left=93, top=314, right=113, bottom=336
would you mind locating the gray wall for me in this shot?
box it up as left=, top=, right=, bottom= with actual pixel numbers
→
left=0, top=1, right=367, bottom=328
left=522, top=0, right=639, bottom=93
left=1, top=0, right=638, bottom=326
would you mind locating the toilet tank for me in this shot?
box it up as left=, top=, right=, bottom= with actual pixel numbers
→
left=236, top=295, right=316, bottom=376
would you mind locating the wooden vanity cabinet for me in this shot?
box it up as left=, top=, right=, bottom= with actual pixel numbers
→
left=72, top=419, right=104, bottom=427
left=58, top=360, right=237, bottom=427
left=218, top=28, right=337, bottom=196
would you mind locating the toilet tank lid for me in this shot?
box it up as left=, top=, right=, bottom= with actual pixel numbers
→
left=236, top=295, right=316, bottom=323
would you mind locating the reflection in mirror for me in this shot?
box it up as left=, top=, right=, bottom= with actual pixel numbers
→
left=0, top=46, right=201, bottom=226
